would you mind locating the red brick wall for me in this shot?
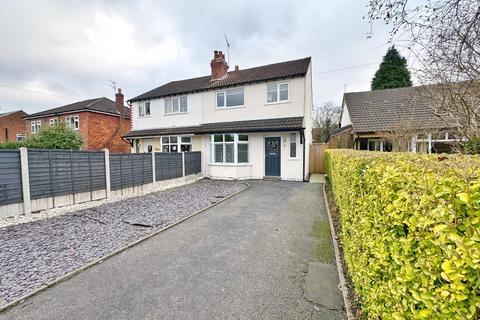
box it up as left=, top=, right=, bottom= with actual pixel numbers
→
left=0, top=111, right=28, bottom=142
left=26, top=111, right=131, bottom=153
left=85, top=111, right=131, bottom=153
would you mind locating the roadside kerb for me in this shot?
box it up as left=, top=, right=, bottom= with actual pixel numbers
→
left=323, top=183, right=354, bottom=320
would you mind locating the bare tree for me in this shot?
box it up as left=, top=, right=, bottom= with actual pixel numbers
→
left=367, top=0, right=480, bottom=144
left=312, top=102, right=341, bottom=142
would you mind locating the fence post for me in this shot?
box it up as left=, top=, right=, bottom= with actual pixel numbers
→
left=19, top=147, right=31, bottom=215
left=182, top=152, right=186, bottom=177
left=103, top=149, right=111, bottom=199
left=152, top=152, right=156, bottom=186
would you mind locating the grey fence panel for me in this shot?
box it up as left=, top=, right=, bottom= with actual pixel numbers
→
left=28, top=150, right=53, bottom=199
left=28, top=150, right=106, bottom=200
left=110, top=153, right=153, bottom=190
left=185, top=152, right=201, bottom=176
left=155, top=153, right=182, bottom=181
left=0, top=150, right=23, bottom=205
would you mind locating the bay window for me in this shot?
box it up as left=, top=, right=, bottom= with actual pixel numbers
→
left=212, top=134, right=249, bottom=164
left=267, top=82, right=289, bottom=103
left=216, top=88, right=244, bottom=108
left=165, top=96, right=187, bottom=114
left=161, top=135, right=192, bottom=152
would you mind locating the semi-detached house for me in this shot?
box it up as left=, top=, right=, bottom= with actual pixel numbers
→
left=125, top=51, right=313, bottom=181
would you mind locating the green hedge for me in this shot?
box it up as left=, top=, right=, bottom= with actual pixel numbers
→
left=325, top=150, right=480, bottom=319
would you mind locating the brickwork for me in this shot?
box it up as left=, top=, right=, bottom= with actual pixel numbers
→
left=0, top=111, right=28, bottom=142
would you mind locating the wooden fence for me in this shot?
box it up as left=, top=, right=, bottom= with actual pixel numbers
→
left=310, top=143, right=328, bottom=174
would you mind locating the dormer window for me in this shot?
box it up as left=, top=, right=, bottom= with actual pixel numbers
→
left=216, top=88, right=244, bottom=108
left=139, top=101, right=151, bottom=117
left=165, top=96, right=187, bottom=114
left=267, top=82, right=289, bottom=103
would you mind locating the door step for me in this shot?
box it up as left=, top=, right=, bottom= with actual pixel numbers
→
left=263, top=176, right=281, bottom=181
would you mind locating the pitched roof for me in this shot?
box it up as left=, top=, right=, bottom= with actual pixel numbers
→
left=25, top=97, right=130, bottom=119
left=124, top=117, right=304, bottom=138
left=343, top=86, right=456, bottom=133
left=129, top=57, right=311, bottom=102
left=0, top=110, right=27, bottom=118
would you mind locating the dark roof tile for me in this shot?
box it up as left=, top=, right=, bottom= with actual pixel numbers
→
left=26, top=97, right=130, bottom=119
left=124, top=117, right=304, bottom=138
left=129, top=57, right=311, bottom=102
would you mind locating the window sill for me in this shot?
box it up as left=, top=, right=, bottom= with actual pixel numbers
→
left=138, top=115, right=152, bottom=118
left=288, top=157, right=299, bottom=161
left=215, top=105, right=246, bottom=110
left=208, top=163, right=251, bottom=166
left=164, top=112, right=188, bottom=116
left=265, top=100, right=290, bottom=106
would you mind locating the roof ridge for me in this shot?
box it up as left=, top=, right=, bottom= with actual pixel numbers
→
left=85, top=97, right=108, bottom=108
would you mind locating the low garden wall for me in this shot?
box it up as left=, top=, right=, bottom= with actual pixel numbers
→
left=325, top=150, right=479, bottom=319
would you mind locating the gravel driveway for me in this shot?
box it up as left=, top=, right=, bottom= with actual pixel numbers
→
left=0, top=179, right=247, bottom=305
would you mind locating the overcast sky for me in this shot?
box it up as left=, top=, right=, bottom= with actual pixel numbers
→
left=0, top=0, right=400, bottom=114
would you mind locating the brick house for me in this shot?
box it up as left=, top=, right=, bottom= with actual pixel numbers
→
left=24, top=89, right=131, bottom=153
left=0, top=110, right=28, bottom=142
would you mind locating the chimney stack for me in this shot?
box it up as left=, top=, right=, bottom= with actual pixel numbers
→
left=234, top=65, right=239, bottom=71
left=115, top=88, right=124, bottom=114
left=210, top=50, right=229, bottom=80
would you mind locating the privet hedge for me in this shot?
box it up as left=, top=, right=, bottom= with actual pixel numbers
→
left=325, top=150, right=480, bottom=319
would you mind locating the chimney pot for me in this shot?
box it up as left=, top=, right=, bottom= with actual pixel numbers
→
left=235, top=65, right=239, bottom=71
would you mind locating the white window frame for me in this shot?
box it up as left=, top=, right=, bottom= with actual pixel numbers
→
left=65, top=115, right=80, bottom=131
left=138, top=101, right=151, bottom=117
left=367, top=139, right=384, bottom=152
left=289, top=132, right=297, bottom=158
left=49, top=118, right=59, bottom=126
left=215, top=88, right=245, bottom=109
left=211, top=133, right=249, bottom=164
left=160, top=135, right=192, bottom=152
left=31, top=120, right=41, bottom=134
left=266, top=82, right=289, bottom=104
left=164, top=96, right=187, bottom=115
left=16, top=134, right=26, bottom=141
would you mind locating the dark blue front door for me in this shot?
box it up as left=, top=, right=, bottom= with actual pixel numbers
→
left=265, top=137, right=281, bottom=176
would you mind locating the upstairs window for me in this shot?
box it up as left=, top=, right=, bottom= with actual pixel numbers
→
left=165, top=96, right=187, bottom=114
left=139, top=101, right=151, bottom=117
left=65, top=115, right=80, bottom=130
left=31, top=120, right=41, bottom=133
left=267, top=83, right=289, bottom=103
left=216, top=88, right=244, bottom=108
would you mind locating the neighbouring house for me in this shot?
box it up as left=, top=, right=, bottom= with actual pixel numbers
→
left=0, top=110, right=28, bottom=142
left=124, top=51, right=313, bottom=181
left=24, top=90, right=131, bottom=153
left=331, top=85, right=461, bottom=153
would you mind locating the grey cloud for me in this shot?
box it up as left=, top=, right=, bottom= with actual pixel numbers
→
left=0, top=0, right=393, bottom=114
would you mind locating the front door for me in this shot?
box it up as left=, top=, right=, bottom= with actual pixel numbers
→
left=265, top=137, right=281, bottom=176
left=143, top=138, right=154, bottom=153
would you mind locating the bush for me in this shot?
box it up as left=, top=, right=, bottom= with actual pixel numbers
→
left=325, top=150, right=480, bottom=319
left=464, top=137, right=480, bottom=155
left=0, top=123, right=83, bottom=150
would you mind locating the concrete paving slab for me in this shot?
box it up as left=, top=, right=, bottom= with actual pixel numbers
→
left=309, top=174, right=326, bottom=184
left=305, top=262, right=343, bottom=310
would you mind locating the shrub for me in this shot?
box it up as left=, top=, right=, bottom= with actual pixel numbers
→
left=464, top=137, right=480, bottom=155
left=0, top=123, right=83, bottom=150
left=325, top=150, right=480, bottom=319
